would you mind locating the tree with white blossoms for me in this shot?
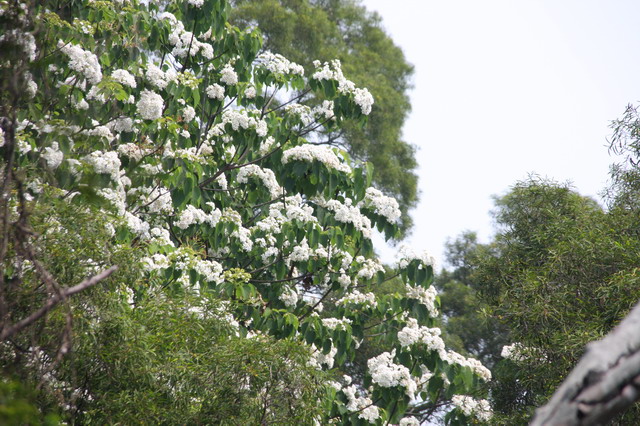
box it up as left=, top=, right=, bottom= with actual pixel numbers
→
left=0, top=0, right=492, bottom=423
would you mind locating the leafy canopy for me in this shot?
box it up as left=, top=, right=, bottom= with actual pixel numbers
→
left=0, top=0, right=490, bottom=424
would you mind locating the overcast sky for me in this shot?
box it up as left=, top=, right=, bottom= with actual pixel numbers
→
left=362, top=0, right=640, bottom=267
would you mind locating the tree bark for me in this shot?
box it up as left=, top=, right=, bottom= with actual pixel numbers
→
left=531, top=300, right=640, bottom=425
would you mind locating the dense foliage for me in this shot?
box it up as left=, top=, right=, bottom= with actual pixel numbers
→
left=0, top=0, right=490, bottom=424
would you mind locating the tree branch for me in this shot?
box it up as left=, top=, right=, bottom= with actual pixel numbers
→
left=0, top=266, right=118, bottom=341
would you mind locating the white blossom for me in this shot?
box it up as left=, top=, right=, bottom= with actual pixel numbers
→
left=321, top=317, right=352, bottom=331
left=220, top=63, right=238, bottom=85
left=397, top=245, right=436, bottom=270
left=175, top=203, right=221, bottom=229
left=367, top=350, right=417, bottom=399
left=336, top=290, right=377, bottom=308
left=451, top=395, right=493, bottom=422
left=405, top=284, right=439, bottom=317
left=146, top=63, right=174, bottom=90
left=0, top=29, right=37, bottom=62
left=182, top=105, right=196, bottom=122
left=279, top=285, right=299, bottom=307
left=256, top=51, right=304, bottom=75
left=58, top=40, right=102, bottom=84
left=137, top=90, right=164, bottom=120
left=399, top=417, right=421, bottom=426
left=111, top=69, right=136, bottom=88
left=244, top=86, right=256, bottom=99
left=84, top=150, right=121, bottom=180
left=117, top=143, right=148, bottom=161
left=42, top=142, right=63, bottom=169
left=359, top=187, right=401, bottom=223
left=206, top=83, right=225, bottom=100
left=314, top=197, right=372, bottom=239
left=282, top=144, right=351, bottom=173
left=312, top=59, right=374, bottom=115
left=236, top=165, right=282, bottom=199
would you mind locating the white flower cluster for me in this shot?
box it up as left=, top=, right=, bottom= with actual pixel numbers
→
left=137, top=90, right=164, bottom=120
left=174, top=203, right=221, bottom=229
left=399, top=417, right=421, bottom=426
left=353, top=88, right=374, bottom=115
left=163, top=13, right=214, bottom=59
left=111, top=69, right=136, bottom=88
left=397, top=318, right=446, bottom=353
left=210, top=109, right=268, bottom=137
left=82, top=122, right=115, bottom=142
left=336, top=290, right=377, bottom=308
left=125, top=211, right=150, bottom=238
left=281, top=144, right=351, bottom=174
left=256, top=51, right=304, bottom=76
left=251, top=196, right=316, bottom=241
left=397, top=245, right=436, bottom=269
left=129, top=186, right=173, bottom=214
left=501, top=343, right=530, bottom=362
left=220, top=63, right=238, bottom=85
left=42, top=142, right=63, bottom=169
left=405, top=284, right=439, bottom=317
left=236, top=165, right=282, bottom=199
left=146, top=63, right=176, bottom=90
left=117, top=143, right=148, bottom=161
left=149, top=226, right=174, bottom=247
left=279, top=285, right=299, bottom=307
left=443, top=350, right=492, bottom=382
left=355, top=256, right=384, bottom=279
left=287, top=238, right=311, bottom=264
left=206, top=83, right=225, bottom=100
left=314, top=197, right=372, bottom=239
left=83, top=150, right=121, bottom=180
left=367, top=350, right=417, bottom=399
left=182, top=105, right=196, bottom=122
left=141, top=249, right=224, bottom=287
left=109, top=117, right=134, bottom=134
left=58, top=40, right=102, bottom=84
left=451, top=395, right=492, bottom=422
left=312, top=100, right=335, bottom=121
left=309, top=342, right=337, bottom=369
left=342, top=385, right=379, bottom=423
left=311, top=59, right=374, bottom=115
left=244, top=86, right=257, bottom=98
left=258, top=136, right=276, bottom=155
left=321, top=317, right=352, bottom=331
left=359, top=187, right=401, bottom=223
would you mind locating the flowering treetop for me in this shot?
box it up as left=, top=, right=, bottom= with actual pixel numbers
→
left=0, top=0, right=491, bottom=423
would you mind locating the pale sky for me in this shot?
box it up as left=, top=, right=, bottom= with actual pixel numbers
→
left=362, top=0, right=640, bottom=267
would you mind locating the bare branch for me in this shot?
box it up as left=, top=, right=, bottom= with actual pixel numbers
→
left=0, top=266, right=118, bottom=341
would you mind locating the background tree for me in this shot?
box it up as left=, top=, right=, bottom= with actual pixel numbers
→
left=230, top=0, right=418, bottom=233
left=465, top=176, right=640, bottom=424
